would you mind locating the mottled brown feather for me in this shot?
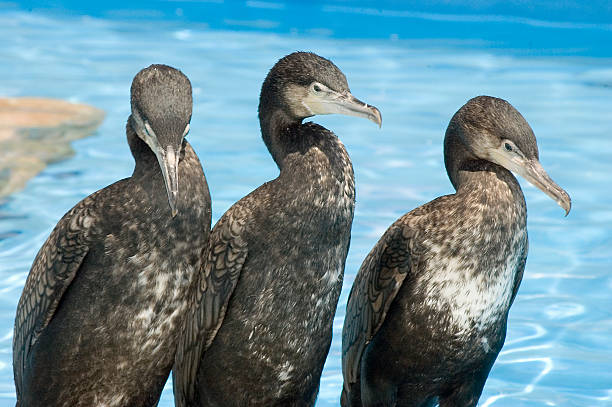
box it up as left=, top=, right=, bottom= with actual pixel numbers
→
left=12, top=192, right=102, bottom=399
left=172, top=204, right=249, bottom=407
left=342, top=222, right=412, bottom=387
left=510, top=239, right=528, bottom=306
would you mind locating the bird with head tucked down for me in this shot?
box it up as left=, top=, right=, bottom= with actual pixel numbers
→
left=341, top=96, right=570, bottom=407
left=13, top=64, right=211, bottom=406
left=173, top=51, right=381, bottom=407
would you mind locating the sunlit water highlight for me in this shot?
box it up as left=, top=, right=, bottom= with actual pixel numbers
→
left=0, top=5, right=611, bottom=406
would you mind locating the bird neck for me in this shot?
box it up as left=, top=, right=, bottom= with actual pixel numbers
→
left=126, top=121, right=160, bottom=177
left=444, top=130, right=476, bottom=190
left=259, top=106, right=304, bottom=169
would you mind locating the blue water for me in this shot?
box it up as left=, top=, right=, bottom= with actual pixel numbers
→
left=1, top=1, right=611, bottom=406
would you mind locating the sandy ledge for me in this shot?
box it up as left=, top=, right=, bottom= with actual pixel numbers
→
left=0, top=97, right=105, bottom=200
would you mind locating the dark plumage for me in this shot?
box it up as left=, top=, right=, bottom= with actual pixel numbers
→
left=173, top=52, right=381, bottom=406
left=341, top=96, right=571, bottom=407
left=13, top=65, right=211, bottom=406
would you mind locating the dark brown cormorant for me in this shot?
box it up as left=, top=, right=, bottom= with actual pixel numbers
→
left=13, top=64, right=211, bottom=406
left=172, top=52, right=381, bottom=406
left=341, top=96, right=571, bottom=407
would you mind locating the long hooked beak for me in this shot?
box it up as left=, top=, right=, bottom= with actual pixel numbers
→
left=517, top=159, right=572, bottom=216
left=154, top=144, right=180, bottom=218
left=138, top=119, right=181, bottom=217
left=307, top=90, right=382, bottom=127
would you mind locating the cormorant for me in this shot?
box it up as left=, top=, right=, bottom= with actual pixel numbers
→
left=13, top=64, right=211, bottom=406
left=341, top=96, right=571, bottom=407
left=173, top=52, right=381, bottom=406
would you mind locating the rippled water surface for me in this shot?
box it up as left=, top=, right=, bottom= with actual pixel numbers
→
left=0, top=2, right=611, bottom=406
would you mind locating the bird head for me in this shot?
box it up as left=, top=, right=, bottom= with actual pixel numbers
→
left=449, top=96, right=571, bottom=215
left=259, top=52, right=381, bottom=127
left=129, top=64, right=192, bottom=217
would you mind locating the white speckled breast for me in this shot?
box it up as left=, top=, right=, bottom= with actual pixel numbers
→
left=416, top=181, right=527, bottom=337
left=420, top=234, right=523, bottom=335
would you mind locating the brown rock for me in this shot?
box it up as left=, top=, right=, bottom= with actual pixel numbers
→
left=0, top=97, right=105, bottom=199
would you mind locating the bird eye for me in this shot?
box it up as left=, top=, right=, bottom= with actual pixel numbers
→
left=313, top=84, right=322, bottom=93
left=504, top=142, right=513, bottom=152
left=144, top=121, right=155, bottom=137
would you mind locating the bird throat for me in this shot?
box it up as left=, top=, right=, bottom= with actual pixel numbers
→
left=260, top=108, right=303, bottom=169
